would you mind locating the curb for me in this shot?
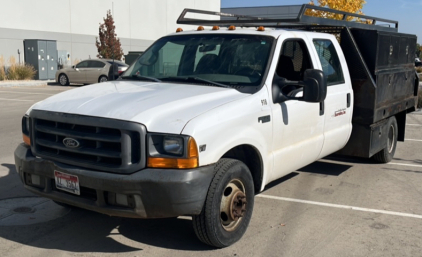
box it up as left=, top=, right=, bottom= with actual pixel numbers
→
left=0, top=80, right=55, bottom=88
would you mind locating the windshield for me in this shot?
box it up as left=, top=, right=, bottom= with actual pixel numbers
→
left=124, top=34, right=274, bottom=91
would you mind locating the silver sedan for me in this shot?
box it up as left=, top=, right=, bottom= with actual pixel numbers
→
left=55, top=59, right=128, bottom=86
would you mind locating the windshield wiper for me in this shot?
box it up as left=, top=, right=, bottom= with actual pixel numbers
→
left=161, top=76, right=231, bottom=89
left=121, top=74, right=161, bottom=82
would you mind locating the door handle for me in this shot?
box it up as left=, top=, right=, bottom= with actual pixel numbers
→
left=347, top=93, right=351, bottom=108
left=319, top=101, right=324, bottom=116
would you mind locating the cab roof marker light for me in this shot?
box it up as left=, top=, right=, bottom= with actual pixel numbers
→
left=257, top=26, right=265, bottom=31
left=212, top=26, right=220, bottom=30
left=228, top=25, right=236, bottom=30
left=176, top=28, right=183, bottom=32
left=197, top=26, right=205, bottom=31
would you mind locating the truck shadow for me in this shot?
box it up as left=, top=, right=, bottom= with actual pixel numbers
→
left=0, top=163, right=213, bottom=252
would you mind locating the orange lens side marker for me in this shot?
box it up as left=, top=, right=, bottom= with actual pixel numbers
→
left=23, top=134, right=30, bottom=146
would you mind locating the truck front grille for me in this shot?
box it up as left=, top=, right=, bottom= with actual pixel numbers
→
left=30, top=110, right=146, bottom=174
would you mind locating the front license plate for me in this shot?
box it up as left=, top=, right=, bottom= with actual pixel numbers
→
left=54, top=170, right=80, bottom=195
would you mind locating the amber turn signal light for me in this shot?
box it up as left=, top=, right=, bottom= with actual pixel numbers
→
left=23, top=134, right=30, bottom=146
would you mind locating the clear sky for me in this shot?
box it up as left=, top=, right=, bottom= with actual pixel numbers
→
left=221, top=0, right=422, bottom=43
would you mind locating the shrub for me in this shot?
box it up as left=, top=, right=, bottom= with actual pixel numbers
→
left=0, top=56, right=5, bottom=81
left=418, top=90, right=422, bottom=109
left=416, top=66, right=422, bottom=73
left=6, top=56, right=36, bottom=80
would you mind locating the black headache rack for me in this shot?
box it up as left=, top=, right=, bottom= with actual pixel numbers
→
left=178, top=5, right=419, bottom=158
left=177, top=4, right=398, bottom=32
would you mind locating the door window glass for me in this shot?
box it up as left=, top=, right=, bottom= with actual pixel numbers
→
left=313, top=40, right=344, bottom=85
left=76, top=61, right=88, bottom=68
left=88, top=61, right=106, bottom=68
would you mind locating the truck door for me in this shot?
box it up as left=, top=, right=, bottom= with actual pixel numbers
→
left=310, top=38, right=353, bottom=158
left=269, top=38, right=325, bottom=182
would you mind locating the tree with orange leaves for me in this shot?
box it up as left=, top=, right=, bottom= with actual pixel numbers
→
left=307, top=0, right=367, bottom=21
left=95, top=10, right=124, bottom=60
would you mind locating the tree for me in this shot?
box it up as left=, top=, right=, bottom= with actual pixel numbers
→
left=95, top=10, right=124, bottom=60
left=306, top=0, right=367, bottom=21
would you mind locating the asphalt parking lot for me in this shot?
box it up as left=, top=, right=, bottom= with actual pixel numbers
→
left=0, top=85, right=421, bottom=257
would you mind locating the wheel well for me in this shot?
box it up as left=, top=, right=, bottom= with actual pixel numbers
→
left=98, top=75, right=107, bottom=82
left=221, top=145, right=263, bottom=194
left=395, top=111, right=406, bottom=142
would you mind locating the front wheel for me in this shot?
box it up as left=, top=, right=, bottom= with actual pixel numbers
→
left=193, top=158, right=254, bottom=248
left=58, top=74, right=69, bottom=86
left=373, top=116, right=398, bottom=163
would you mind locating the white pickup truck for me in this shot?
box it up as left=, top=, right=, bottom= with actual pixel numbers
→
left=14, top=5, right=418, bottom=248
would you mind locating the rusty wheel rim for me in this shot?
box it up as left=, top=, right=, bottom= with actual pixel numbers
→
left=220, top=179, right=247, bottom=231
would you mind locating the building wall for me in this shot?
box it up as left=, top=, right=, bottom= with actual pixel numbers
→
left=0, top=0, right=220, bottom=65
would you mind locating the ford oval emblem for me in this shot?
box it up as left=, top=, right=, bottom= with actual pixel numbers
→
left=63, top=138, right=80, bottom=148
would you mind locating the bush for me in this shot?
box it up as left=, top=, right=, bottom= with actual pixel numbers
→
left=416, top=66, right=422, bottom=73
left=418, top=90, right=422, bottom=109
left=6, top=56, right=36, bottom=80
left=0, top=56, right=5, bottom=81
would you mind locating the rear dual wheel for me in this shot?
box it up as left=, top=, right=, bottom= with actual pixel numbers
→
left=193, top=158, right=254, bottom=248
left=373, top=116, right=398, bottom=163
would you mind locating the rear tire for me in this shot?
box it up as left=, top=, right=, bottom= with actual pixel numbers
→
left=58, top=74, right=69, bottom=86
left=192, top=158, right=254, bottom=248
left=99, top=75, right=108, bottom=83
left=373, top=116, right=398, bottom=163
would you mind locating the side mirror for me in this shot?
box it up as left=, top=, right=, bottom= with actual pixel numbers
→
left=272, top=69, right=327, bottom=104
left=302, top=69, right=327, bottom=103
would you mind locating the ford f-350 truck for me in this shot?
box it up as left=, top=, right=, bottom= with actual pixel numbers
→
left=14, top=5, right=419, bottom=248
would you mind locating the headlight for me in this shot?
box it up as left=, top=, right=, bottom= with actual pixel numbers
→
left=147, top=134, right=198, bottom=169
left=163, top=136, right=184, bottom=155
left=21, top=115, right=31, bottom=146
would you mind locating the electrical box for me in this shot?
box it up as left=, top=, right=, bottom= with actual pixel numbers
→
left=57, top=50, right=71, bottom=69
left=24, top=40, right=58, bottom=80
left=124, top=51, right=143, bottom=65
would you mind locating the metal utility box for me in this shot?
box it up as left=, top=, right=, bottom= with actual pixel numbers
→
left=24, top=40, right=58, bottom=80
left=340, top=29, right=418, bottom=126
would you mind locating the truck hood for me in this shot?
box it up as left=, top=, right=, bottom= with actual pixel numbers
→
left=29, top=81, right=248, bottom=133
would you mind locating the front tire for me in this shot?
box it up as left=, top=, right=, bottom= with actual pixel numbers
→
left=193, top=158, right=254, bottom=248
left=373, top=116, right=398, bottom=163
left=58, top=74, right=69, bottom=86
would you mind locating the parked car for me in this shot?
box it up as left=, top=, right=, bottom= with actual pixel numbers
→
left=55, top=59, right=128, bottom=86
left=103, top=59, right=129, bottom=75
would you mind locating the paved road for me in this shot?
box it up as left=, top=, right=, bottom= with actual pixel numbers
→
left=0, top=85, right=421, bottom=257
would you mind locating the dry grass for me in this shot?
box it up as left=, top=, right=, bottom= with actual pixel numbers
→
left=6, top=56, right=36, bottom=80
left=0, top=56, right=5, bottom=81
